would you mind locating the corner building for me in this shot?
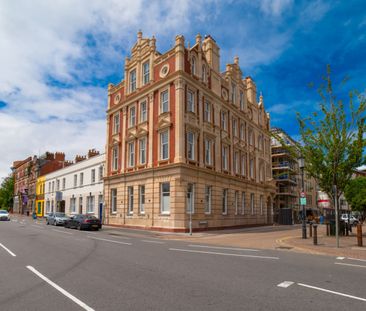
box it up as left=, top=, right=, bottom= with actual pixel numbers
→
left=104, top=32, right=276, bottom=232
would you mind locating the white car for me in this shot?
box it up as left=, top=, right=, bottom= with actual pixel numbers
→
left=341, top=214, right=359, bottom=226
left=0, top=210, right=10, bottom=221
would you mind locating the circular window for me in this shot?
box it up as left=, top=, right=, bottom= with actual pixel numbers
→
left=221, top=88, right=228, bottom=100
left=159, top=64, right=170, bottom=78
left=114, top=93, right=121, bottom=104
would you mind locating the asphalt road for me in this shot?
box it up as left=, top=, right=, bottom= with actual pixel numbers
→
left=0, top=216, right=365, bottom=311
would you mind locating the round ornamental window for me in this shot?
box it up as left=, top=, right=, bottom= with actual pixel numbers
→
left=159, top=64, right=170, bottom=78
left=114, top=93, right=121, bottom=104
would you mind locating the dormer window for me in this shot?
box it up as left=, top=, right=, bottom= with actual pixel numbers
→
left=130, top=69, right=136, bottom=92
left=191, top=56, right=196, bottom=75
left=143, top=61, right=149, bottom=85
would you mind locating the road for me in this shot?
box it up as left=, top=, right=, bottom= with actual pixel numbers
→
left=0, top=216, right=365, bottom=311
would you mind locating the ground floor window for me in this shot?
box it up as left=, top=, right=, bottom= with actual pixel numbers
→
left=250, top=193, right=255, bottom=215
left=160, top=182, right=170, bottom=214
left=186, top=183, right=195, bottom=214
left=139, top=185, right=145, bottom=214
left=87, top=196, right=95, bottom=213
left=204, top=185, right=212, bottom=214
left=128, top=186, right=134, bottom=214
left=222, top=189, right=228, bottom=215
left=70, top=197, right=76, bottom=213
left=111, top=189, right=117, bottom=213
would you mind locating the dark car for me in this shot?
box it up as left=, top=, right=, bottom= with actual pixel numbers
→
left=64, top=214, right=101, bottom=231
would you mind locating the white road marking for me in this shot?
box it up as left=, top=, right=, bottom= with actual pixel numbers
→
left=347, top=257, right=366, bottom=263
left=52, top=229, right=73, bottom=235
left=169, top=248, right=279, bottom=260
left=188, top=244, right=259, bottom=252
left=0, top=242, right=16, bottom=257
left=277, top=281, right=294, bottom=288
left=335, top=262, right=366, bottom=269
left=26, top=266, right=95, bottom=311
left=141, top=240, right=165, bottom=244
left=88, top=236, right=132, bottom=245
left=336, top=256, right=345, bottom=260
left=298, top=282, right=366, bottom=302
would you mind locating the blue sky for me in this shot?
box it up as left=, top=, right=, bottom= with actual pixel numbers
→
left=0, top=0, right=365, bottom=178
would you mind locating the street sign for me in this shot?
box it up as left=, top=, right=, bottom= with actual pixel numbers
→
left=300, top=197, right=307, bottom=205
left=300, top=192, right=306, bottom=198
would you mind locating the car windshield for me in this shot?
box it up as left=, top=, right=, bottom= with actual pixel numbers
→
left=55, top=213, right=66, bottom=217
left=0, top=210, right=7, bottom=214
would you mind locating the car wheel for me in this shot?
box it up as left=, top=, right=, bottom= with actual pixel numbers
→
left=77, top=223, right=82, bottom=231
left=46, top=220, right=49, bottom=225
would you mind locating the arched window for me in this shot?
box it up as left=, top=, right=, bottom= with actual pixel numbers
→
left=191, top=56, right=196, bottom=75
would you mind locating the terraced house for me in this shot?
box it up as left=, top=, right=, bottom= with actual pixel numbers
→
left=104, top=32, right=276, bottom=231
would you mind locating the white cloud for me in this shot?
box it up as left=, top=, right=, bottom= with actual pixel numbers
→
left=258, top=0, right=294, bottom=17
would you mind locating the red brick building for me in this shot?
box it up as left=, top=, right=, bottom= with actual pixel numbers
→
left=104, top=32, right=276, bottom=231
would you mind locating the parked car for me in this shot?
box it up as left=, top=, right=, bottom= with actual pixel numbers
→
left=64, top=214, right=101, bottom=231
left=46, top=212, right=69, bottom=226
left=0, top=210, right=10, bottom=221
left=340, top=214, right=359, bottom=226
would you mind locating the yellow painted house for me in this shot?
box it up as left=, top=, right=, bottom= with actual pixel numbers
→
left=35, top=176, right=45, bottom=217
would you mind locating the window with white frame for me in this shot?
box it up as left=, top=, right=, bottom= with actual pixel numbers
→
left=87, top=196, right=95, bottom=213
left=73, top=175, right=77, bottom=188
left=221, top=111, right=227, bottom=130
left=222, top=189, right=228, bottom=215
left=231, top=83, right=236, bottom=105
left=232, top=118, right=237, bottom=137
left=48, top=182, right=51, bottom=193
left=241, top=155, right=246, bottom=176
left=187, top=132, right=195, bottom=161
left=62, top=178, right=66, bottom=190
left=143, top=61, right=150, bottom=85
left=130, top=69, right=136, bottom=92
left=111, top=189, right=117, bottom=213
left=91, top=169, right=95, bottom=183
left=240, top=123, right=245, bottom=140
left=70, top=197, right=76, bottom=214
left=204, top=139, right=212, bottom=165
left=129, top=106, right=136, bottom=127
left=241, top=192, right=245, bottom=215
left=160, top=182, right=170, bottom=214
left=79, top=197, right=83, bottom=214
left=260, top=195, right=263, bottom=215
left=52, top=181, right=54, bottom=192
left=112, top=146, right=118, bottom=171
left=128, top=141, right=135, bottom=167
left=113, top=113, right=120, bottom=134
left=160, top=130, right=169, bottom=160
left=140, top=101, right=147, bottom=123
left=204, top=185, right=212, bottom=214
left=250, top=158, right=254, bottom=178
left=186, top=183, right=194, bottom=214
left=234, top=151, right=239, bottom=174
left=46, top=200, right=50, bottom=213
left=139, top=185, right=145, bottom=214
left=139, top=138, right=146, bottom=165
left=222, top=146, right=229, bottom=171
left=187, top=90, right=195, bottom=113
left=160, top=90, right=169, bottom=113
left=56, top=179, right=60, bottom=191
left=128, top=186, right=133, bottom=214
left=204, top=101, right=211, bottom=123
left=250, top=193, right=255, bottom=215
left=240, top=91, right=244, bottom=110
left=235, top=191, right=239, bottom=215
left=99, top=165, right=103, bottom=180
left=80, top=173, right=83, bottom=186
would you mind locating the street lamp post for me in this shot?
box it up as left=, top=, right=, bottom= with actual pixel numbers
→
left=299, top=156, right=307, bottom=239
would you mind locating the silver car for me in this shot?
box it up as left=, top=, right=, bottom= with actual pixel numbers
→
left=46, top=212, right=69, bottom=226
left=0, top=210, right=10, bottom=221
left=340, top=214, right=359, bottom=226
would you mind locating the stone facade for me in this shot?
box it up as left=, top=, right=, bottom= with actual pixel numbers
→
left=104, top=32, right=276, bottom=232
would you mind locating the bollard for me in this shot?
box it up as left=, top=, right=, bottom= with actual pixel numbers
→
left=309, top=222, right=313, bottom=238
left=357, top=224, right=363, bottom=247
left=346, top=223, right=349, bottom=236
left=313, top=224, right=318, bottom=245
left=326, top=223, right=330, bottom=236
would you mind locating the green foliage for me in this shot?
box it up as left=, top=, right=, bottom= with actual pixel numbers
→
left=297, top=65, right=366, bottom=201
left=0, top=175, right=14, bottom=210
left=344, top=177, right=366, bottom=213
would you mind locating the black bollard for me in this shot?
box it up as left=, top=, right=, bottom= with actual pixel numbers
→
left=313, top=224, right=318, bottom=245
left=357, top=224, right=363, bottom=247
left=309, top=222, right=313, bottom=238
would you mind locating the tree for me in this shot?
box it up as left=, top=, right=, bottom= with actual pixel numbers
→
left=297, top=65, right=365, bottom=205
left=344, top=177, right=366, bottom=215
left=0, top=175, right=14, bottom=210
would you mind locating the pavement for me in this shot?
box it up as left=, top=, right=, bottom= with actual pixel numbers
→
left=155, top=223, right=366, bottom=259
